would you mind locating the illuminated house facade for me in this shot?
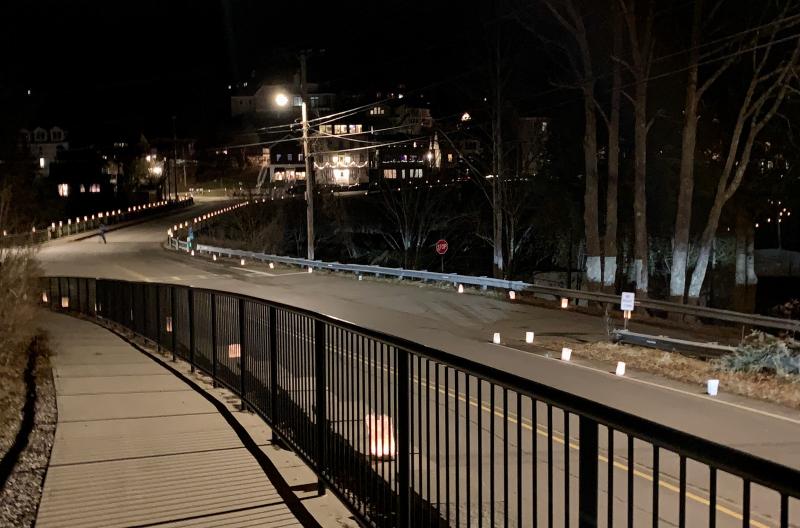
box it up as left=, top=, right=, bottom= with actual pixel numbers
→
left=230, top=79, right=480, bottom=189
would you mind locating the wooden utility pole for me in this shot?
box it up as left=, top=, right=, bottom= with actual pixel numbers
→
left=300, top=51, right=315, bottom=260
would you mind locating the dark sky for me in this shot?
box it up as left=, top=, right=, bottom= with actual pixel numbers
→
left=0, top=1, right=528, bottom=142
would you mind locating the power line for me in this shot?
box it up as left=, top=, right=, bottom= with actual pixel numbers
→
left=311, top=136, right=428, bottom=156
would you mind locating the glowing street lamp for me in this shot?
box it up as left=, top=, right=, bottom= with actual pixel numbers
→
left=274, top=93, right=289, bottom=107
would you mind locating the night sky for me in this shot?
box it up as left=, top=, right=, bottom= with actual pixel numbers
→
left=1, top=1, right=538, bottom=142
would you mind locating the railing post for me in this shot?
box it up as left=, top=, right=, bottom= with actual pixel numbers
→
left=314, top=319, right=326, bottom=496
left=188, top=288, right=195, bottom=372
left=211, top=293, right=217, bottom=387
left=579, top=416, right=599, bottom=527
left=268, top=306, right=278, bottom=430
left=170, top=286, right=176, bottom=361
left=155, top=285, right=161, bottom=352
left=397, top=349, right=410, bottom=527
left=238, top=297, right=247, bottom=410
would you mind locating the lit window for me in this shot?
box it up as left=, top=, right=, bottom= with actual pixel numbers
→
left=39, top=157, right=45, bottom=169
left=383, top=169, right=397, bottom=179
left=293, top=96, right=302, bottom=107
left=370, top=106, right=385, bottom=115
left=447, top=153, right=454, bottom=162
left=276, top=153, right=282, bottom=162
left=295, top=171, right=306, bottom=180
left=411, top=169, right=422, bottom=178
left=299, top=153, right=304, bottom=162
left=90, top=184, right=101, bottom=193
left=287, top=153, right=293, bottom=161
left=334, top=124, right=348, bottom=135
left=57, top=183, right=69, bottom=197
left=80, top=185, right=86, bottom=193
left=344, top=155, right=352, bottom=165
left=349, top=124, right=362, bottom=133
left=310, top=96, right=320, bottom=107
left=320, top=125, right=332, bottom=134
left=274, top=171, right=285, bottom=181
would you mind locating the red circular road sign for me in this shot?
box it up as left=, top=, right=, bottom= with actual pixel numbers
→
left=435, top=239, right=449, bottom=255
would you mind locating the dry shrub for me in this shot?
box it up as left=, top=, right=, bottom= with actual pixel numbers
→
left=0, top=246, right=41, bottom=451
left=0, top=246, right=41, bottom=365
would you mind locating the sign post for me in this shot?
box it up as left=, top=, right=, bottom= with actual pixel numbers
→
left=435, top=239, right=448, bottom=272
left=620, top=291, right=635, bottom=330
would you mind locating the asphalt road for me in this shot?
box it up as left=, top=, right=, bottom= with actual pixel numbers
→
left=37, top=201, right=800, bottom=526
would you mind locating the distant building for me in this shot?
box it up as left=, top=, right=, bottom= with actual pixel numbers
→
left=48, top=150, right=115, bottom=205
left=18, top=125, right=69, bottom=176
left=230, top=75, right=335, bottom=118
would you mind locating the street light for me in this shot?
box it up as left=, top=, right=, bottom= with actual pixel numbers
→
left=275, top=91, right=315, bottom=260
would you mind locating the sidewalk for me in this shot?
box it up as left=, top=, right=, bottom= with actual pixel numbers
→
left=36, top=311, right=349, bottom=528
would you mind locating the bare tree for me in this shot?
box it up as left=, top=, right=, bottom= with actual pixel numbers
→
left=541, top=0, right=603, bottom=290
left=619, top=0, right=656, bottom=296
left=0, top=183, right=11, bottom=234
left=669, top=0, right=739, bottom=303
left=687, top=18, right=800, bottom=303
left=597, top=1, right=623, bottom=292
left=379, top=183, right=449, bottom=269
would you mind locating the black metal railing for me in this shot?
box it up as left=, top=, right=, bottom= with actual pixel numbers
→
left=44, top=277, right=800, bottom=528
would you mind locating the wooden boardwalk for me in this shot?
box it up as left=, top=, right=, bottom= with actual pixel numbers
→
left=37, top=312, right=306, bottom=528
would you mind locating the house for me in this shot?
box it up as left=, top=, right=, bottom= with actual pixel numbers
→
left=230, top=75, right=336, bottom=118
left=48, top=150, right=116, bottom=209
left=18, top=126, right=69, bottom=176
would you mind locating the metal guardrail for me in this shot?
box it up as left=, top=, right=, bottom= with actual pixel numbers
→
left=169, top=239, right=800, bottom=333
left=612, top=329, right=738, bottom=358
left=0, top=198, right=193, bottom=247
left=44, top=276, right=800, bottom=527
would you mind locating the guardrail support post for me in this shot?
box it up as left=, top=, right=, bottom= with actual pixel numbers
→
left=397, top=349, right=410, bottom=527
left=188, top=288, right=195, bottom=372
left=579, top=416, right=599, bottom=527
left=314, top=319, right=326, bottom=496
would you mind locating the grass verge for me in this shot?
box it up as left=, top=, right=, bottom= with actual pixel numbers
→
left=561, top=340, right=800, bottom=410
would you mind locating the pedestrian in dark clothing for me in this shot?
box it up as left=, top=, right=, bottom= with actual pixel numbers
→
left=99, top=224, right=107, bottom=244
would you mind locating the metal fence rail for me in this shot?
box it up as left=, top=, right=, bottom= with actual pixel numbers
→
left=44, top=276, right=800, bottom=527
left=168, top=238, right=800, bottom=333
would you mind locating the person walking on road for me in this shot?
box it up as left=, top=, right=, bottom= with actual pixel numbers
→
left=98, top=223, right=107, bottom=244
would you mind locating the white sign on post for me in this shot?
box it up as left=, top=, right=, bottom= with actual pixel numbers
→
left=620, top=292, right=635, bottom=312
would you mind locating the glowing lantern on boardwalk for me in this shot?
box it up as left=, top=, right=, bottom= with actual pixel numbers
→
left=560, top=298, right=569, bottom=309
left=228, top=344, right=241, bottom=358
left=366, top=414, right=396, bottom=459
left=42, top=292, right=48, bottom=304
left=61, top=297, right=69, bottom=309
left=165, top=316, right=173, bottom=333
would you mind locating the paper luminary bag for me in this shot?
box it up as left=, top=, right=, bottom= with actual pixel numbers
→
left=366, top=414, right=396, bottom=460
